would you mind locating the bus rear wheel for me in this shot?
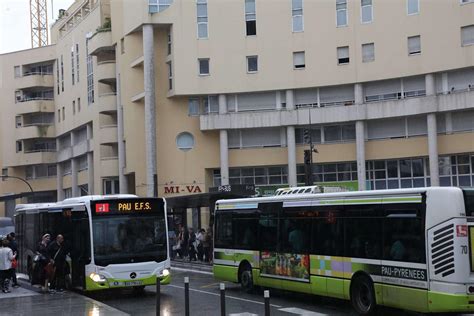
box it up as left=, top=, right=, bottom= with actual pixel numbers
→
left=350, top=275, right=376, bottom=315
left=240, top=266, right=253, bottom=292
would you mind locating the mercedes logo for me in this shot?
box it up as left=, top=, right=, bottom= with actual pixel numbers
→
left=130, top=272, right=137, bottom=279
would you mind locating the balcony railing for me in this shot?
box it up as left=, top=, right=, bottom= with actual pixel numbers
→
left=22, top=71, right=53, bottom=76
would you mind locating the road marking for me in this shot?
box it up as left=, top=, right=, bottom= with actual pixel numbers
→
left=229, top=313, right=258, bottom=316
left=278, top=307, right=329, bottom=315
left=167, top=284, right=282, bottom=308
left=171, top=267, right=213, bottom=275
left=200, top=282, right=222, bottom=289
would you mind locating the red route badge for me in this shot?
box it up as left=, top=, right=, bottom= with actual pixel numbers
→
left=456, top=224, right=467, bottom=237
left=96, top=203, right=110, bottom=213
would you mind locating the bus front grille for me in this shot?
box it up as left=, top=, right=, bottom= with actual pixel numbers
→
left=431, top=223, right=455, bottom=277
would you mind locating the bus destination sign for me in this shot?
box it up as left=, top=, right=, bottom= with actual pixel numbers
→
left=92, top=199, right=163, bottom=216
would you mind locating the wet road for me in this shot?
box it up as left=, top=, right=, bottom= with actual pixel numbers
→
left=88, top=269, right=420, bottom=316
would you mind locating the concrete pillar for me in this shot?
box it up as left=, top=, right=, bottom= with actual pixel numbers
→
left=285, top=90, right=295, bottom=110
left=71, top=158, right=79, bottom=197
left=116, top=52, right=128, bottom=193
left=354, top=83, right=364, bottom=105
left=87, top=152, right=94, bottom=194
left=218, top=94, right=227, bottom=114
left=446, top=112, right=453, bottom=134
left=86, top=123, right=93, bottom=140
left=143, top=24, right=157, bottom=197
left=427, top=113, right=440, bottom=187
left=286, top=126, right=297, bottom=187
left=276, top=91, right=282, bottom=110
left=425, top=73, right=436, bottom=96
left=56, top=163, right=64, bottom=201
left=219, top=130, right=229, bottom=186
left=356, top=121, right=366, bottom=191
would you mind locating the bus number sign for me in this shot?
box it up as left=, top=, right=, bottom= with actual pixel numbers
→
left=93, top=199, right=161, bottom=215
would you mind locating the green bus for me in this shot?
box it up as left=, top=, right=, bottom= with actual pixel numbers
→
left=213, top=187, right=474, bottom=314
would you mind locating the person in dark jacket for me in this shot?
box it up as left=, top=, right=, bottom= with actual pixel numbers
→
left=36, top=234, right=52, bottom=293
left=6, top=233, right=18, bottom=288
left=48, top=234, right=68, bottom=292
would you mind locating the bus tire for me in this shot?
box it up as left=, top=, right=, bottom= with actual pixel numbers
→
left=350, top=274, right=376, bottom=315
left=240, top=265, right=253, bottom=292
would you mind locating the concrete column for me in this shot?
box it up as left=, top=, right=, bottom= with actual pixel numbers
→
left=286, top=126, right=297, bottom=187
left=354, top=83, right=364, bottom=105
left=116, top=53, right=128, bottom=193
left=276, top=91, right=282, bottom=110
left=219, top=130, right=229, bottom=186
left=425, top=73, right=436, bottom=96
left=56, top=163, right=64, bottom=201
left=143, top=24, right=157, bottom=197
left=87, top=152, right=94, bottom=194
left=86, top=123, right=93, bottom=140
left=71, top=158, right=79, bottom=197
left=218, top=94, right=227, bottom=114
left=285, top=90, right=295, bottom=110
left=446, top=112, right=453, bottom=134
left=356, top=121, right=366, bottom=191
left=427, top=113, right=440, bottom=187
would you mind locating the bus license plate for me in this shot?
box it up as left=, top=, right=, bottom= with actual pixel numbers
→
left=124, top=281, right=143, bottom=287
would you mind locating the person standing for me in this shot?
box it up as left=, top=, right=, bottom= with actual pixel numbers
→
left=0, top=238, right=15, bottom=293
left=7, top=233, right=18, bottom=288
left=196, top=229, right=205, bottom=261
left=37, top=234, right=53, bottom=293
left=48, top=234, right=68, bottom=292
left=187, top=228, right=197, bottom=261
left=202, top=228, right=211, bottom=263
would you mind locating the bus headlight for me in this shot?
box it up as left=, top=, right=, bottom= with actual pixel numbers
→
left=160, top=269, right=170, bottom=277
left=90, top=273, right=107, bottom=282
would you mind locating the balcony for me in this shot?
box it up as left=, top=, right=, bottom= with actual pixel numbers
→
left=11, top=151, right=56, bottom=167
left=99, top=126, right=118, bottom=144
left=16, top=125, right=55, bottom=140
left=57, top=147, right=73, bottom=163
left=200, top=90, right=474, bottom=131
left=72, top=140, right=92, bottom=157
left=98, top=93, right=117, bottom=113
left=16, top=99, right=54, bottom=114
left=100, top=157, right=118, bottom=177
left=88, top=31, right=114, bottom=56
left=16, top=73, right=54, bottom=89
left=96, top=61, right=116, bottom=85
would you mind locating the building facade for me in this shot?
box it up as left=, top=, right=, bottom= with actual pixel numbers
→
left=0, top=0, right=473, bottom=227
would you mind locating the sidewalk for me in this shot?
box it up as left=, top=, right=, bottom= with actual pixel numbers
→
left=0, top=275, right=128, bottom=316
left=171, top=258, right=213, bottom=273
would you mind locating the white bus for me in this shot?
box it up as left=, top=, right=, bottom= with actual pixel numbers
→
left=15, top=195, right=171, bottom=292
left=213, top=187, right=474, bottom=314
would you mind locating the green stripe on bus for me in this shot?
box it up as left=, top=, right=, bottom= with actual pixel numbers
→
left=213, top=265, right=239, bottom=283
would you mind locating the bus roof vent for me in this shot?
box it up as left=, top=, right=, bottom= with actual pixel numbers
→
left=274, top=185, right=349, bottom=196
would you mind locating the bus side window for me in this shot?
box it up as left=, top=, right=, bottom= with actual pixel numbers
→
left=311, top=208, right=344, bottom=257
left=233, top=212, right=258, bottom=250
left=258, top=215, right=278, bottom=252
left=214, top=213, right=233, bottom=249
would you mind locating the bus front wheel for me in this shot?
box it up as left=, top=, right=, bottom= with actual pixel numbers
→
left=240, top=265, right=253, bottom=292
left=350, top=275, right=376, bottom=315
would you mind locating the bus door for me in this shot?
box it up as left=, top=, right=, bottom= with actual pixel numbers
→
left=257, top=202, right=283, bottom=289
left=70, top=216, right=91, bottom=290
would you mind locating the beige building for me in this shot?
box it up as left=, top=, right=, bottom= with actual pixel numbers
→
left=0, top=0, right=473, bottom=228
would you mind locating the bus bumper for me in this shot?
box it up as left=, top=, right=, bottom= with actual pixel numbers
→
left=428, top=291, right=474, bottom=313
left=85, top=273, right=171, bottom=291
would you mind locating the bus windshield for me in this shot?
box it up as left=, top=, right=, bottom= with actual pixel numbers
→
left=92, top=214, right=167, bottom=266
left=464, top=189, right=474, bottom=217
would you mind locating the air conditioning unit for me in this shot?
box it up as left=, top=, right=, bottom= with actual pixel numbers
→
left=15, top=90, right=23, bottom=103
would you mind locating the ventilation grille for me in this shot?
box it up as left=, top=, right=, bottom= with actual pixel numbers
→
left=431, top=223, right=455, bottom=277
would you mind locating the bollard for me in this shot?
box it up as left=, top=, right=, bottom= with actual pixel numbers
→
left=220, top=283, right=226, bottom=316
left=156, top=276, right=160, bottom=316
left=184, top=277, right=190, bottom=316
left=264, top=290, right=270, bottom=316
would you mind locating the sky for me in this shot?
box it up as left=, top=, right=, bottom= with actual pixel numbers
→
left=0, top=0, right=75, bottom=54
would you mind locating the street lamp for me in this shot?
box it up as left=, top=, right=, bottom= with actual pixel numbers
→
left=0, top=175, right=34, bottom=193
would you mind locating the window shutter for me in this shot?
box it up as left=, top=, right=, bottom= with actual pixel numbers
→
left=293, top=52, right=305, bottom=67
left=362, top=43, right=374, bottom=62
left=338, top=46, right=349, bottom=59
left=408, top=36, right=421, bottom=54
left=461, top=25, right=474, bottom=46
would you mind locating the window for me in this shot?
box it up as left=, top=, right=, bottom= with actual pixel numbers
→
left=461, top=25, right=474, bottom=46
left=73, top=100, right=76, bottom=115
left=60, top=55, right=64, bottom=92
left=77, top=98, right=81, bottom=112
left=215, top=213, right=233, bottom=248
left=293, top=51, right=305, bottom=69
left=408, top=35, right=421, bottom=55
left=197, top=0, right=208, bottom=39
left=16, top=141, right=22, bottom=153
left=167, top=32, right=171, bottom=55
left=337, top=46, right=350, bottom=64
left=292, top=0, right=303, bottom=32
left=311, top=208, right=344, bottom=256
left=76, top=44, right=80, bottom=82
left=167, top=62, right=173, bottom=90
left=362, top=43, right=375, bottom=62
left=57, top=109, right=61, bottom=122
left=71, top=46, right=75, bottom=85
left=407, top=0, right=419, bottom=15
left=247, top=55, right=258, bottom=73
left=245, top=0, right=257, bottom=36
left=148, top=0, right=172, bottom=13
left=103, top=178, right=119, bottom=194
left=15, top=116, right=22, bottom=128
left=121, top=38, right=125, bottom=54
left=86, top=38, right=94, bottom=105
left=361, top=0, right=372, bottom=23
left=234, top=213, right=259, bottom=250
left=56, top=59, right=60, bottom=95
left=14, top=66, right=21, bottom=78
left=336, top=0, right=347, bottom=27
left=461, top=0, right=474, bottom=3
left=176, top=132, right=195, bottom=151
left=62, top=106, right=66, bottom=121
left=188, top=98, right=200, bottom=116
left=198, top=58, right=210, bottom=75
